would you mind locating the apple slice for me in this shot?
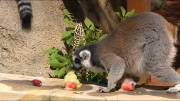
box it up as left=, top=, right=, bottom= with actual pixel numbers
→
left=121, top=78, right=136, bottom=91
left=122, top=83, right=134, bottom=91
left=65, top=81, right=76, bottom=90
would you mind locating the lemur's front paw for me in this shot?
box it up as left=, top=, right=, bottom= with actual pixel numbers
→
left=166, top=84, right=180, bottom=94
left=96, top=87, right=110, bottom=93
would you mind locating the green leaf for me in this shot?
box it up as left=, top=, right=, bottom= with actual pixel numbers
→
left=125, top=9, right=135, bottom=18
left=87, top=30, right=93, bottom=39
left=115, top=12, right=121, bottom=17
left=78, top=39, right=85, bottom=48
left=120, top=6, right=126, bottom=17
left=65, top=27, right=75, bottom=31
left=57, top=50, right=64, bottom=56
left=63, top=9, right=71, bottom=15
left=98, top=34, right=108, bottom=41
left=95, top=28, right=102, bottom=33
left=47, top=57, right=51, bottom=62
left=49, top=51, right=69, bottom=64
left=92, top=72, right=98, bottom=78
left=83, top=24, right=88, bottom=30
left=49, top=59, right=66, bottom=68
left=86, top=37, right=91, bottom=43
left=64, top=15, right=73, bottom=21
left=121, top=17, right=126, bottom=22
left=54, top=67, right=66, bottom=78
left=50, top=66, right=56, bottom=70
left=95, top=32, right=100, bottom=40
left=84, top=17, right=94, bottom=30
left=94, top=25, right=100, bottom=29
left=62, top=31, right=72, bottom=40
left=56, top=54, right=69, bottom=63
left=65, top=53, right=73, bottom=60
left=65, top=65, right=71, bottom=73
left=44, top=48, right=57, bottom=54
left=95, top=29, right=102, bottom=39
left=54, top=69, right=59, bottom=78
left=63, top=19, right=76, bottom=26
left=141, top=83, right=146, bottom=85
left=50, top=53, right=57, bottom=59
left=66, top=35, right=74, bottom=46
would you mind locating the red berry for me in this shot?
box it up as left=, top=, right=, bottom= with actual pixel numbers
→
left=68, top=69, right=74, bottom=72
left=65, top=81, right=76, bottom=89
left=31, top=79, right=42, bottom=86
left=122, top=83, right=134, bottom=91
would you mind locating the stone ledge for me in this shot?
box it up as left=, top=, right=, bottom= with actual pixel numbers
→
left=0, top=73, right=179, bottom=101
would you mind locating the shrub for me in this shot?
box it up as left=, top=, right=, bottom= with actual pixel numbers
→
left=115, top=6, right=135, bottom=22
left=44, top=9, right=108, bottom=82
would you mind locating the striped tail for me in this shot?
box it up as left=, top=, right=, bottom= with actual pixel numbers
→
left=16, top=0, right=32, bottom=28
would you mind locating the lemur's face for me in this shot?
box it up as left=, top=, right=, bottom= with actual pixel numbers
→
left=72, top=50, right=91, bottom=71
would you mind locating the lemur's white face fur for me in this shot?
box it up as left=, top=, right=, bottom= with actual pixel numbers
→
left=73, top=50, right=92, bottom=70
left=72, top=50, right=105, bottom=72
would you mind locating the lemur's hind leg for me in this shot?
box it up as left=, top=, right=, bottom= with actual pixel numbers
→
left=97, top=53, right=126, bottom=93
left=144, top=42, right=180, bottom=94
left=148, top=64, right=180, bottom=93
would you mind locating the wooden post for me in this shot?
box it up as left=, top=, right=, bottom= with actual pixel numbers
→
left=127, top=0, right=151, bottom=14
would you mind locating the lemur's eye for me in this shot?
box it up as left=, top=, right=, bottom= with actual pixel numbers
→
left=75, top=58, right=80, bottom=64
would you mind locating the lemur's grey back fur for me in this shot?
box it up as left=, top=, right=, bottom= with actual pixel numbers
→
left=16, top=0, right=32, bottom=28
left=73, top=12, right=180, bottom=94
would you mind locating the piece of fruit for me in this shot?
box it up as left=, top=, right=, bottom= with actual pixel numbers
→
left=122, top=83, right=134, bottom=91
left=62, top=69, right=82, bottom=90
left=65, top=81, right=76, bottom=89
left=76, top=83, right=82, bottom=89
left=31, top=79, right=42, bottom=86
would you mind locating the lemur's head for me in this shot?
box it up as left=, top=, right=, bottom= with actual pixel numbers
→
left=72, top=49, right=92, bottom=71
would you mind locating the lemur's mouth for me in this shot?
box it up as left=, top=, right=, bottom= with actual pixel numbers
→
left=72, top=64, right=82, bottom=71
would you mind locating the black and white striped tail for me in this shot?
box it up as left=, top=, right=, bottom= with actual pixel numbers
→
left=16, top=0, right=32, bottom=28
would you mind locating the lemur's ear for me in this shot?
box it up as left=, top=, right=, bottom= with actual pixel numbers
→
left=79, top=50, right=90, bottom=60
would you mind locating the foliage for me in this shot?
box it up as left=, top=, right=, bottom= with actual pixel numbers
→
left=160, top=0, right=169, bottom=11
left=44, top=47, right=72, bottom=78
left=77, top=72, right=107, bottom=82
left=115, top=6, right=135, bottom=22
left=44, top=9, right=108, bottom=82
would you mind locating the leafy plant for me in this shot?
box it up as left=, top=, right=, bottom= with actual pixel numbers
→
left=44, top=47, right=72, bottom=78
left=115, top=6, right=135, bottom=22
left=44, top=9, right=108, bottom=82
left=160, top=0, right=168, bottom=11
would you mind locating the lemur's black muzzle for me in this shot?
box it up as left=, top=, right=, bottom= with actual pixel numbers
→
left=72, top=64, right=83, bottom=71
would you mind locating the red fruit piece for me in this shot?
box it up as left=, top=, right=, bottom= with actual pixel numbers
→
left=31, top=79, right=42, bottom=86
left=68, top=69, right=74, bottom=72
left=122, top=83, right=134, bottom=91
left=65, top=81, right=76, bottom=89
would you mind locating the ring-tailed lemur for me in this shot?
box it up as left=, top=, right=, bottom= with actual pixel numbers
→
left=16, top=0, right=32, bottom=28
left=72, top=12, right=180, bottom=94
